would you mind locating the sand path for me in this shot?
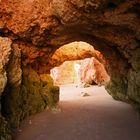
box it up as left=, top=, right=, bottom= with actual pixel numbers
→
left=15, top=85, right=140, bottom=140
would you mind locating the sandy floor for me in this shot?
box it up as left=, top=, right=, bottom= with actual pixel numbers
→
left=15, top=85, right=140, bottom=140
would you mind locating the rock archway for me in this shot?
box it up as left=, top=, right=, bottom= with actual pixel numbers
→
left=0, top=0, right=140, bottom=139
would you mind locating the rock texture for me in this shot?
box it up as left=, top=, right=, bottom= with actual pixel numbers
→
left=0, top=37, right=12, bottom=95
left=50, top=41, right=102, bottom=68
left=0, top=39, right=59, bottom=139
left=80, top=57, right=110, bottom=86
left=51, top=57, right=109, bottom=86
left=0, top=37, right=12, bottom=140
left=51, top=61, right=76, bottom=85
left=0, top=0, right=140, bottom=139
left=6, top=43, right=22, bottom=87
left=1, top=66, right=59, bottom=135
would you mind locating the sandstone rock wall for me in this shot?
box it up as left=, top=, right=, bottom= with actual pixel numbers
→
left=0, top=38, right=59, bottom=140
left=51, top=61, right=76, bottom=85
left=0, top=0, right=140, bottom=139
left=80, top=57, right=110, bottom=86
left=0, top=37, right=12, bottom=140
left=0, top=37, right=12, bottom=95
left=51, top=57, right=109, bottom=86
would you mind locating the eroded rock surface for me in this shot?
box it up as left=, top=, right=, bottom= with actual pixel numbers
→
left=0, top=0, right=140, bottom=139
left=0, top=37, right=12, bottom=95
left=80, top=57, right=110, bottom=86
left=0, top=37, right=12, bottom=140
left=51, top=57, right=109, bottom=86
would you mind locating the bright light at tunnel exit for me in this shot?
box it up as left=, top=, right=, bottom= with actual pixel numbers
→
left=74, top=63, right=81, bottom=73
left=50, top=41, right=110, bottom=89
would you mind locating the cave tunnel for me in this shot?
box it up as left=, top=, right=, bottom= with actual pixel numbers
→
left=0, top=0, right=140, bottom=140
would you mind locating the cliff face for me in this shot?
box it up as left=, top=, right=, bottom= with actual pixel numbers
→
left=0, top=0, right=140, bottom=139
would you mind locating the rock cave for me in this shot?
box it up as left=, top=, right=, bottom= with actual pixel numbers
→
left=0, top=0, right=140, bottom=140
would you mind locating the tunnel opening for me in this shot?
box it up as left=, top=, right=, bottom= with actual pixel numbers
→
left=49, top=41, right=110, bottom=102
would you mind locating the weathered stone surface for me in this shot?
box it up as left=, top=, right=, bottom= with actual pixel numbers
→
left=0, top=115, right=12, bottom=140
left=50, top=41, right=105, bottom=68
left=0, top=37, right=12, bottom=95
left=80, top=57, right=110, bottom=86
left=127, top=70, right=140, bottom=105
left=6, top=43, right=22, bottom=87
left=40, top=74, right=59, bottom=107
left=2, top=67, right=59, bottom=131
left=0, top=37, right=12, bottom=140
left=51, top=57, right=109, bottom=86
left=0, top=61, right=7, bottom=96
left=18, top=41, right=55, bottom=73
left=51, top=61, right=76, bottom=85
left=0, top=0, right=140, bottom=139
